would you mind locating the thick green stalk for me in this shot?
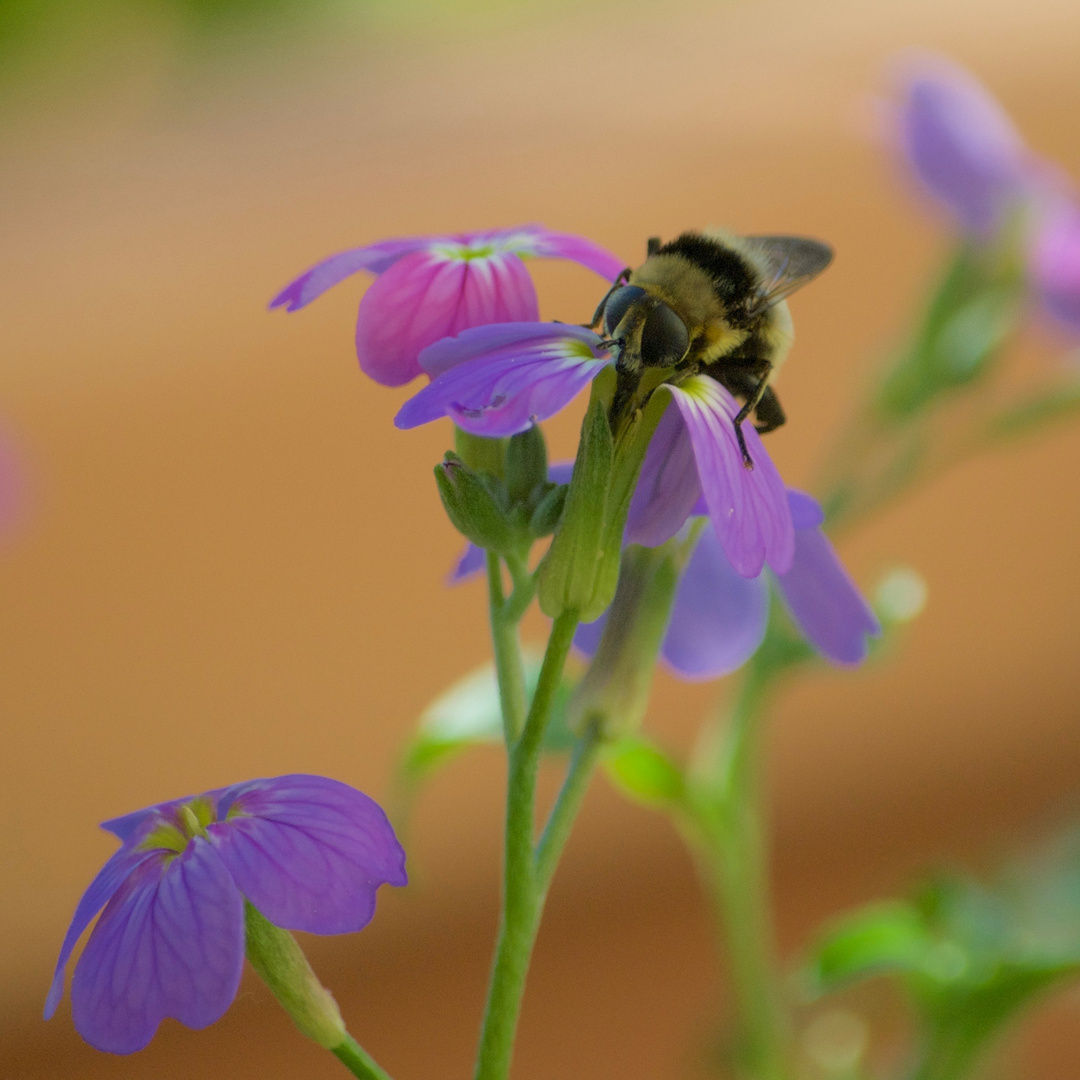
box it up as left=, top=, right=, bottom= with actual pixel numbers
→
left=473, top=610, right=580, bottom=1080
left=690, top=657, right=792, bottom=1080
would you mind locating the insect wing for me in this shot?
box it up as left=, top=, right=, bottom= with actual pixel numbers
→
left=743, top=235, right=833, bottom=314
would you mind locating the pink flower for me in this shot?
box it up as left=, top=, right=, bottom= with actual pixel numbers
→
left=271, top=226, right=624, bottom=387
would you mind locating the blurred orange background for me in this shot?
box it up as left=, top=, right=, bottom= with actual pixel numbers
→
left=4, top=0, right=1080, bottom=1076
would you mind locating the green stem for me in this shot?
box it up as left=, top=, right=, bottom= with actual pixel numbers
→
left=690, top=656, right=792, bottom=1080
left=486, top=552, right=532, bottom=745
left=474, top=609, right=580, bottom=1080
left=535, top=718, right=604, bottom=894
left=333, top=1035, right=396, bottom=1080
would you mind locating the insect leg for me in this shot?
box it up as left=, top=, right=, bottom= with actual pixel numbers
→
left=586, top=267, right=632, bottom=329
left=732, top=364, right=774, bottom=470
left=646, top=236, right=661, bottom=256
left=752, top=386, right=786, bottom=434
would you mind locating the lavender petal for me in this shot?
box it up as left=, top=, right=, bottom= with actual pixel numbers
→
left=208, top=774, right=407, bottom=936
left=668, top=377, right=794, bottom=577
left=70, top=841, right=244, bottom=1054
left=661, top=525, right=769, bottom=680
left=624, top=402, right=700, bottom=547
left=775, top=524, right=881, bottom=665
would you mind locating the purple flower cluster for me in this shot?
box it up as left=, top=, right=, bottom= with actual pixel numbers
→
left=46, top=775, right=405, bottom=1054
left=276, top=220, right=878, bottom=670
left=896, top=53, right=1080, bottom=334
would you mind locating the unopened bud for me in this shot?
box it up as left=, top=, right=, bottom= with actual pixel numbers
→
left=435, top=454, right=516, bottom=555
left=537, top=398, right=613, bottom=619
left=505, top=424, right=548, bottom=505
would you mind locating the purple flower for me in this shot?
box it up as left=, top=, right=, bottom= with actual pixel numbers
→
left=270, top=226, right=624, bottom=387
left=399, top=321, right=793, bottom=579
left=580, top=491, right=879, bottom=680
left=894, top=54, right=1035, bottom=235
left=396, top=323, right=614, bottom=437
left=45, top=774, right=406, bottom=1054
left=627, top=376, right=794, bottom=578
left=1029, top=198, right=1080, bottom=333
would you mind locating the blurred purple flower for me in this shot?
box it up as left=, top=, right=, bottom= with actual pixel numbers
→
left=579, top=491, right=879, bottom=680
left=45, top=774, right=406, bottom=1054
left=1029, top=198, right=1080, bottom=333
left=626, top=377, right=794, bottom=578
left=894, top=54, right=1035, bottom=235
left=271, top=226, right=623, bottom=387
left=396, top=323, right=614, bottom=437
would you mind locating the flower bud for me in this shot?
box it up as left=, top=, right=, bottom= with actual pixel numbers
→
left=505, top=423, right=548, bottom=505
left=537, top=397, right=613, bottom=619
left=528, top=482, right=568, bottom=538
left=567, top=545, right=678, bottom=735
left=435, top=454, right=516, bottom=555
left=243, top=902, right=347, bottom=1050
left=454, top=427, right=507, bottom=477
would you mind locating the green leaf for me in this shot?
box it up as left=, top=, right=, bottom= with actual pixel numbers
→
left=400, top=655, right=577, bottom=788
left=801, top=902, right=958, bottom=997
left=603, top=736, right=685, bottom=807
left=800, top=834, right=1080, bottom=1079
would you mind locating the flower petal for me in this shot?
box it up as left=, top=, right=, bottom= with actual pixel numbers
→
left=775, top=498, right=880, bottom=665
left=512, top=227, right=626, bottom=281
left=573, top=610, right=607, bottom=658
left=787, top=488, right=825, bottom=530
left=44, top=846, right=160, bottom=1020
left=355, top=250, right=540, bottom=386
left=624, top=402, right=701, bottom=547
left=667, top=376, right=794, bottom=577
left=895, top=53, right=1030, bottom=234
left=397, top=324, right=611, bottom=437
left=661, top=524, right=769, bottom=679
left=208, top=774, right=406, bottom=935
left=269, top=237, right=441, bottom=312
left=69, top=840, right=244, bottom=1054
left=450, top=543, right=487, bottom=584
left=1030, top=197, right=1080, bottom=333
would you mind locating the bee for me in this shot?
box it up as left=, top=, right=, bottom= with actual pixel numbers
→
left=592, top=230, right=833, bottom=468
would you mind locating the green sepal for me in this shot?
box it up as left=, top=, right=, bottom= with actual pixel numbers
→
left=527, top=482, right=568, bottom=538
left=244, top=902, right=346, bottom=1050
left=603, top=735, right=685, bottom=807
left=505, top=424, right=548, bottom=505
left=435, top=453, right=516, bottom=555
left=454, top=428, right=507, bottom=478
left=568, top=542, right=680, bottom=736
left=537, top=396, right=614, bottom=619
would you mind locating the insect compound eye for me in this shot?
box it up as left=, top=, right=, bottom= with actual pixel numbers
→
left=640, top=302, right=689, bottom=367
left=602, top=285, right=647, bottom=336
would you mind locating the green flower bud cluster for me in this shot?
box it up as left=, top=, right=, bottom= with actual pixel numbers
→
left=435, top=426, right=567, bottom=558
